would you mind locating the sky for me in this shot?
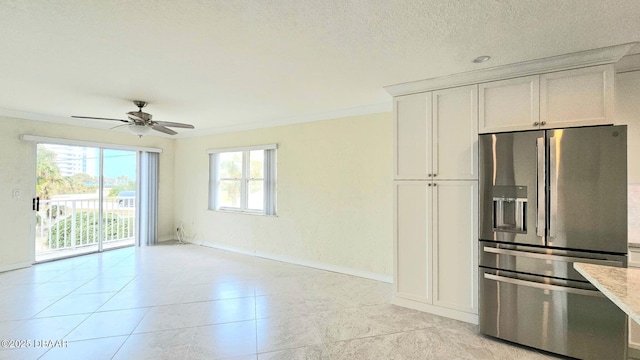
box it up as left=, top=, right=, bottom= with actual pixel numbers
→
left=40, top=144, right=137, bottom=180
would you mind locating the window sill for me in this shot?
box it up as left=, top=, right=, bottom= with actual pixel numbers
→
left=208, top=209, right=277, bottom=217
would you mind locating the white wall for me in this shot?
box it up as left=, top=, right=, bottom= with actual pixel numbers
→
left=616, top=70, right=640, bottom=244
left=0, top=116, right=175, bottom=271
left=173, top=112, right=393, bottom=280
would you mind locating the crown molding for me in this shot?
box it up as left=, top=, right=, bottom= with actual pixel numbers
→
left=174, top=101, right=392, bottom=138
left=385, top=43, right=638, bottom=97
left=616, top=53, right=640, bottom=74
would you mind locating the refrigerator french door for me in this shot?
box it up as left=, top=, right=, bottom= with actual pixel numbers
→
left=478, top=125, right=628, bottom=360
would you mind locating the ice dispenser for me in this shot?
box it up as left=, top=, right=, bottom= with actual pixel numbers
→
left=493, top=186, right=527, bottom=233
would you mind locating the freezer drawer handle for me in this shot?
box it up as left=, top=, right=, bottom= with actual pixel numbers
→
left=483, top=246, right=624, bottom=267
left=484, top=273, right=604, bottom=298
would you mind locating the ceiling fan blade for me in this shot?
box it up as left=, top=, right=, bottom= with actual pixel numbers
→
left=153, top=121, right=195, bottom=129
left=72, top=116, right=130, bottom=123
left=110, top=124, right=129, bottom=130
left=151, top=124, right=178, bottom=135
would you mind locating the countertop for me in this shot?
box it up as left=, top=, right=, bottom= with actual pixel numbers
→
left=574, top=262, right=640, bottom=325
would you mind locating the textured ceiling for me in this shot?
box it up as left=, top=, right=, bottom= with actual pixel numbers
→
left=1, top=0, right=640, bottom=137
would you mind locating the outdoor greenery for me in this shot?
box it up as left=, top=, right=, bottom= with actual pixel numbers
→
left=49, top=212, right=134, bottom=248
left=36, top=149, right=98, bottom=199
left=37, top=148, right=136, bottom=199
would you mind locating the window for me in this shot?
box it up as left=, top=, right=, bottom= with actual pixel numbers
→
left=208, top=144, right=276, bottom=215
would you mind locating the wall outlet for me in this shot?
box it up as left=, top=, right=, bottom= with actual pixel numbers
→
left=12, top=189, right=21, bottom=198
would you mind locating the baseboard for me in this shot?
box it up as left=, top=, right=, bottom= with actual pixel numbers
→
left=629, top=346, right=640, bottom=359
left=198, top=242, right=393, bottom=283
left=0, top=261, right=32, bottom=273
left=158, top=234, right=175, bottom=242
left=392, top=296, right=479, bottom=325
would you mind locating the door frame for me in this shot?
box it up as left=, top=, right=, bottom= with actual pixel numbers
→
left=24, top=135, right=162, bottom=263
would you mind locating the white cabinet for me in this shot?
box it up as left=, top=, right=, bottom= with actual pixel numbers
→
left=393, top=84, right=479, bottom=323
left=479, top=64, right=615, bottom=133
left=479, top=76, right=539, bottom=133
left=394, top=92, right=431, bottom=179
left=394, top=85, right=478, bottom=180
left=395, top=182, right=432, bottom=303
left=628, top=248, right=640, bottom=358
left=540, top=64, right=614, bottom=129
left=432, top=181, right=478, bottom=314
left=394, top=181, right=478, bottom=321
left=433, top=86, right=478, bottom=180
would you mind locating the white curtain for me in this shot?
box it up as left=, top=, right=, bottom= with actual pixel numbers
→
left=136, top=151, right=159, bottom=246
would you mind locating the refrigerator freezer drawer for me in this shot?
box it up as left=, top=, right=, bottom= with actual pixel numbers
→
left=479, top=241, right=627, bottom=282
left=480, top=268, right=627, bottom=359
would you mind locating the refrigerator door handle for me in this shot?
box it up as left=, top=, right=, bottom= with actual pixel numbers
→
left=482, top=246, right=625, bottom=267
left=536, top=137, right=545, bottom=238
left=483, top=273, right=604, bottom=298
left=549, top=135, right=558, bottom=238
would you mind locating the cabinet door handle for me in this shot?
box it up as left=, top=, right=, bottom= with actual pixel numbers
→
left=433, top=183, right=437, bottom=187
left=428, top=183, right=432, bottom=187
left=533, top=122, right=540, bottom=126
left=428, top=174, right=432, bottom=177
left=540, top=121, right=547, bottom=126
left=433, top=174, right=437, bottom=177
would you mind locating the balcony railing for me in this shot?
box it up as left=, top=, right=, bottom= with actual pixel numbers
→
left=35, top=196, right=136, bottom=254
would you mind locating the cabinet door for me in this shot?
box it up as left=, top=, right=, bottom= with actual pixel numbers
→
left=395, top=182, right=432, bottom=303
left=540, top=64, right=614, bottom=128
left=394, top=92, right=432, bottom=179
left=479, top=75, right=540, bottom=133
left=433, top=85, right=478, bottom=180
left=432, top=181, right=478, bottom=314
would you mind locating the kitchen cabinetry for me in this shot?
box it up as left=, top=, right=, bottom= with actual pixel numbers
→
left=629, top=247, right=640, bottom=359
left=479, top=76, right=539, bottom=133
left=479, top=64, right=614, bottom=133
left=394, top=181, right=478, bottom=320
left=394, top=85, right=478, bottom=180
left=540, top=65, right=614, bottom=128
left=389, top=43, right=633, bottom=327
left=393, top=84, right=479, bottom=323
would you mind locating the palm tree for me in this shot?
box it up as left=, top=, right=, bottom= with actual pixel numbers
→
left=36, top=148, right=63, bottom=200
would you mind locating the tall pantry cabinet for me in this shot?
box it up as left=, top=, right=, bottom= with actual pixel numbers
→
left=393, top=84, right=479, bottom=324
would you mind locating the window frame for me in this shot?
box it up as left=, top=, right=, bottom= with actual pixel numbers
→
left=208, top=144, right=277, bottom=215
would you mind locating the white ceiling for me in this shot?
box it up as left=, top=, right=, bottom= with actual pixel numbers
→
left=2, top=0, right=640, bottom=137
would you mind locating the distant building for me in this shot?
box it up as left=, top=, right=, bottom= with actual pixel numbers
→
left=40, top=144, right=98, bottom=177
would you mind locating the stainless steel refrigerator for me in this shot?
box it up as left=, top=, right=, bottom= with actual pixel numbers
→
left=478, top=125, right=628, bottom=359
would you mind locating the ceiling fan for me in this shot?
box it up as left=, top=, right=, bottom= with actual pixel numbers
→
left=72, top=100, right=195, bottom=137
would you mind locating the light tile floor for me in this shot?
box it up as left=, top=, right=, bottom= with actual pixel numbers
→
left=0, top=243, right=563, bottom=359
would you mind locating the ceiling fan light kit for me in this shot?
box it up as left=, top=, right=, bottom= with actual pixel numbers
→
left=71, top=100, right=195, bottom=137
left=128, top=124, right=152, bottom=137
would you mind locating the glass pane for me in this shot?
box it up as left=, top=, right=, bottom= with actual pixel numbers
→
left=249, top=150, right=264, bottom=179
left=103, top=149, right=137, bottom=249
left=248, top=180, right=264, bottom=211
left=219, top=180, right=241, bottom=208
left=35, top=144, right=101, bottom=261
left=219, top=152, right=243, bottom=178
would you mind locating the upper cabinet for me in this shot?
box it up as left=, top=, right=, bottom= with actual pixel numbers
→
left=432, top=85, right=478, bottom=180
left=479, top=64, right=615, bottom=133
left=479, top=76, right=540, bottom=133
left=540, top=64, right=614, bottom=129
left=394, top=92, right=432, bottom=179
left=394, top=85, right=478, bottom=180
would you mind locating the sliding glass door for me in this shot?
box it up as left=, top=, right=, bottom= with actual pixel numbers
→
left=34, top=144, right=137, bottom=262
